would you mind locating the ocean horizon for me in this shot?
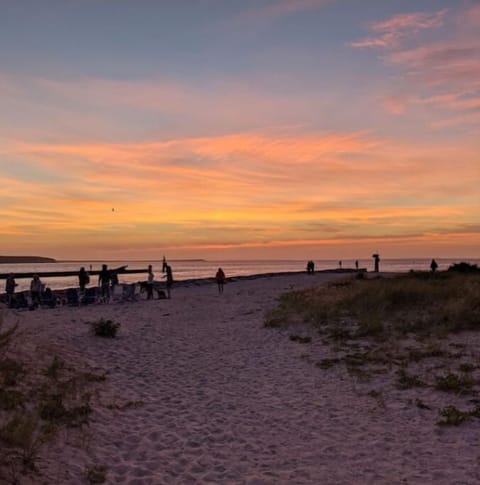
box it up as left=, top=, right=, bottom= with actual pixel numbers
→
left=1, top=257, right=479, bottom=292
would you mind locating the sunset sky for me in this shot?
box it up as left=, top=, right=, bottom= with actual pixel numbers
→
left=1, top=0, right=479, bottom=260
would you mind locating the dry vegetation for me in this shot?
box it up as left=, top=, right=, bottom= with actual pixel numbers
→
left=0, top=313, right=107, bottom=483
left=266, top=270, right=480, bottom=426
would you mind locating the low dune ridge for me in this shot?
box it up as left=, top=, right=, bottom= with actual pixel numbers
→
left=1, top=272, right=479, bottom=484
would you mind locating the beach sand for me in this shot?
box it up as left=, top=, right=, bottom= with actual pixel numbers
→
left=2, top=272, right=479, bottom=484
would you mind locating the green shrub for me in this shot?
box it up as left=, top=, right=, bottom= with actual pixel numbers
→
left=435, top=372, right=475, bottom=394
left=86, top=464, right=107, bottom=484
left=437, top=405, right=471, bottom=426
left=90, top=318, right=120, bottom=338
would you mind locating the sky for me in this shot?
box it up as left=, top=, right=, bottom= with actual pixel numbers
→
left=0, top=0, right=479, bottom=260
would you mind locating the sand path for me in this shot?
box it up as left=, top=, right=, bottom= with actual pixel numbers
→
left=14, top=273, right=480, bottom=484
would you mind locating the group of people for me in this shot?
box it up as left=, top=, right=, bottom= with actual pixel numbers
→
left=5, top=273, right=48, bottom=308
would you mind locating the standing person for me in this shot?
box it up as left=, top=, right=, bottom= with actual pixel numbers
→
left=339, top=260, right=342, bottom=269
left=430, top=259, right=438, bottom=273
left=355, top=260, right=359, bottom=270
left=215, top=267, right=226, bottom=294
left=5, top=273, right=17, bottom=306
left=372, top=253, right=380, bottom=273
left=162, top=256, right=167, bottom=273
left=162, top=264, right=173, bottom=299
left=146, top=265, right=155, bottom=300
left=30, top=275, right=43, bottom=307
left=78, top=267, right=90, bottom=292
left=98, top=264, right=111, bottom=302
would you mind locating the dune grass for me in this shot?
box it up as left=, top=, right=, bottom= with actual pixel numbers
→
left=265, top=271, right=480, bottom=426
left=265, top=272, right=480, bottom=338
left=0, top=313, right=103, bottom=482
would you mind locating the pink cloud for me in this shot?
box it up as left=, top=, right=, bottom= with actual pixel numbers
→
left=352, top=9, right=447, bottom=49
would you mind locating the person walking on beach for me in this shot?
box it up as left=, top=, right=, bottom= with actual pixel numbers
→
left=98, top=264, right=111, bottom=302
left=372, top=253, right=380, bottom=273
left=146, top=265, right=155, bottom=300
left=162, top=264, right=173, bottom=299
left=215, top=267, right=226, bottom=294
left=5, top=273, right=17, bottom=306
left=78, top=267, right=90, bottom=292
left=430, top=259, right=438, bottom=273
left=30, top=275, right=43, bottom=307
left=355, top=260, right=359, bottom=270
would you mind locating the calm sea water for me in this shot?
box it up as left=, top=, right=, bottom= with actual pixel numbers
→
left=1, top=258, right=479, bottom=292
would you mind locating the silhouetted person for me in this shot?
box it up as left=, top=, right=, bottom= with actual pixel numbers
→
left=162, top=255, right=167, bottom=273
left=98, top=264, right=111, bottom=302
left=215, top=268, right=226, bottom=294
left=5, top=273, right=17, bottom=306
left=339, top=260, right=342, bottom=269
left=162, top=264, right=173, bottom=299
left=355, top=260, right=359, bottom=270
left=372, top=253, right=380, bottom=273
left=306, top=260, right=315, bottom=274
left=30, top=275, right=43, bottom=307
left=430, top=259, right=438, bottom=273
left=147, top=264, right=155, bottom=300
left=78, top=267, right=90, bottom=291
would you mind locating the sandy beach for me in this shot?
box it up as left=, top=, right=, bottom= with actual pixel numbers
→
left=2, top=272, right=480, bottom=484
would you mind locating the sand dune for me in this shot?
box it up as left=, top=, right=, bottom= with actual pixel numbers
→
left=3, top=272, right=479, bottom=484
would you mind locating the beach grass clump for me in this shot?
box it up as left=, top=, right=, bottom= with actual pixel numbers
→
left=0, top=313, right=104, bottom=481
left=434, top=372, right=476, bottom=394
left=85, top=464, right=108, bottom=484
left=437, top=405, right=472, bottom=426
left=90, top=318, right=120, bottom=337
left=266, top=272, right=480, bottom=338
left=396, top=369, right=425, bottom=390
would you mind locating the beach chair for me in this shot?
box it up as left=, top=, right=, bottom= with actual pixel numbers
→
left=10, top=292, right=29, bottom=310
left=121, top=283, right=137, bottom=301
left=65, top=288, right=79, bottom=306
left=112, top=284, right=124, bottom=303
left=82, top=287, right=98, bottom=305
left=40, top=290, right=56, bottom=308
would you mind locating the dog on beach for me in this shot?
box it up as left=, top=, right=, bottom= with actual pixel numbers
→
left=139, top=281, right=167, bottom=299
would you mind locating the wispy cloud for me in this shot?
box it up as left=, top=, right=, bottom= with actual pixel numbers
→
left=351, top=9, right=446, bottom=49
left=352, top=4, right=480, bottom=129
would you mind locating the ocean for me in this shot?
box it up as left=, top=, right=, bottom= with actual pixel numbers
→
left=1, top=258, right=479, bottom=292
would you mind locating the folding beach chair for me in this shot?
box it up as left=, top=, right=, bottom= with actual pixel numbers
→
left=112, top=284, right=124, bottom=303
left=121, top=283, right=137, bottom=301
left=82, top=287, right=98, bottom=305
left=40, top=290, right=56, bottom=308
left=10, top=292, right=29, bottom=309
left=65, top=288, right=79, bottom=306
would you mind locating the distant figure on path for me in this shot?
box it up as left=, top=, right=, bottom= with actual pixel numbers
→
left=338, top=260, right=342, bottom=269
left=355, top=260, right=359, bottom=270
left=306, top=261, right=315, bottom=274
left=30, top=275, right=43, bottom=307
left=430, top=259, right=438, bottom=273
left=5, top=273, right=17, bottom=306
left=147, top=265, right=155, bottom=300
left=98, top=264, right=111, bottom=302
left=163, top=264, right=173, bottom=299
left=372, top=253, right=380, bottom=273
left=78, top=267, right=90, bottom=292
left=215, top=268, right=226, bottom=294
